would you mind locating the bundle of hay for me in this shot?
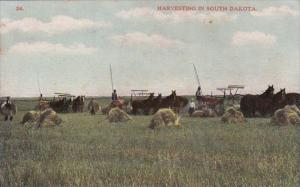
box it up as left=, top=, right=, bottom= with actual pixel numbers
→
left=271, top=105, right=300, bottom=126
left=107, top=107, right=132, bottom=123
left=102, top=105, right=112, bottom=115
left=191, top=108, right=216, bottom=117
left=20, top=108, right=62, bottom=127
left=221, top=107, right=245, bottom=123
left=35, top=100, right=50, bottom=111
left=39, top=108, right=62, bottom=127
left=214, top=104, right=225, bottom=116
left=21, top=111, right=40, bottom=124
left=149, top=108, right=180, bottom=129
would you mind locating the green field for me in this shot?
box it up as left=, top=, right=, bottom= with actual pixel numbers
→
left=0, top=99, right=299, bottom=187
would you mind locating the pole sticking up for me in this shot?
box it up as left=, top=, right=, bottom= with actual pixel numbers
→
left=36, top=72, right=43, bottom=99
left=193, top=64, right=201, bottom=88
left=109, top=64, right=114, bottom=92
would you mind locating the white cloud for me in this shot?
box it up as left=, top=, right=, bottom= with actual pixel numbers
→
left=116, top=7, right=237, bottom=23
left=9, top=42, right=97, bottom=55
left=110, top=32, right=184, bottom=48
left=251, top=5, right=299, bottom=17
left=231, top=31, right=276, bottom=46
left=0, top=15, right=111, bottom=34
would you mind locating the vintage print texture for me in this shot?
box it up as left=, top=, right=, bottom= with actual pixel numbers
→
left=0, top=0, right=299, bottom=187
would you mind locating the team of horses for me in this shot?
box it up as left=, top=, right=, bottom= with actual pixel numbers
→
left=41, top=95, right=85, bottom=113
left=131, top=90, right=189, bottom=115
left=240, top=85, right=300, bottom=117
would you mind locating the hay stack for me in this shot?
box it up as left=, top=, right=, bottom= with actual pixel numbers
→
left=107, top=107, right=132, bottom=123
left=21, top=111, right=40, bottom=124
left=35, top=100, right=50, bottom=111
left=149, top=108, right=180, bottom=129
left=21, top=108, right=62, bottom=127
left=221, top=107, right=245, bottom=123
left=102, top=105, right=112, bottom=115
left=39, top=109, right=62, bottom=127
left=191, top=108, right=216, bottom=117
left=271, top=105, right=300, bottom=126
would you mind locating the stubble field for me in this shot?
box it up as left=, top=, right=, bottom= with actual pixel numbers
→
left=0, top=98, right=299, bottom=187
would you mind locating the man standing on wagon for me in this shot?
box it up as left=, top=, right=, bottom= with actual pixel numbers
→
left=112, top=89, right=118, bottom=102
left=196, top=86, right=202, bottom=100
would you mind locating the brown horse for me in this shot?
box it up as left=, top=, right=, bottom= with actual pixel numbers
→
left=240, top=85, right=274, bottom=117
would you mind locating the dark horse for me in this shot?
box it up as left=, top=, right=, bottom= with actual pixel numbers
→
left=284, top=93, right=300, bottom=107
left=240, top=85, right=274, bottom=117
left=49, top=98, right=72, bottom=113
left=131, top=93, right=155, bottom=115
left=159, top=90, right=188, bottom=113
left=159, top=90, right=177, bottom=109
left=174, top=95, right=189, bottom=112
left=72, top=96, right=85, bottom=113
left=272, top=88, right=286, bottom=112
left=149, top=93, right=163, bottom=113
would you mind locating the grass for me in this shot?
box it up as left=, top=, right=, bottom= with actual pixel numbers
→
left=0, top=99, right=299, bottom=187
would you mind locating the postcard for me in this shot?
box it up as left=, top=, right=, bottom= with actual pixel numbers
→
left=0, top=1, right=299, bottom=186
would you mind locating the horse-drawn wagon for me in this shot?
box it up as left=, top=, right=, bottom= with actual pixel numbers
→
left=37, top=93, right=86, bottom=113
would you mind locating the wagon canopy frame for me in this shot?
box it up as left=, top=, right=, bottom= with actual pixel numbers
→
left=130, top=89, right=151, bottom=101
left=217, top=85, right=244, bottom=103
left=53, top=93, right=75, bottom=98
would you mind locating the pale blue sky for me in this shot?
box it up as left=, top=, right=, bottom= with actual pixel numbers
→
left=0, top=0, right=299, bottom=97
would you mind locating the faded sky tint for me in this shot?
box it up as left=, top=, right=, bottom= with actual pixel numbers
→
left=0, top=0, right=299, bottom=97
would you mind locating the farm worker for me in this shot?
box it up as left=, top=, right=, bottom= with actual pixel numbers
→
left=196, top=86, right=202, bottom=103
left=89, top=98, right=96, bottom=115
left=189, top=98, right=196, bottom=116
left=2, top=97, right=12, bottom=113
left=196, top=86, right=201, bottom=98
left=2, top=97, right=13, bottom=121
left=112, top=89, right=118, bottom=101
left=5, top=96, right=11, bottom=104
left=39, top=94, right=43, bottom=101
